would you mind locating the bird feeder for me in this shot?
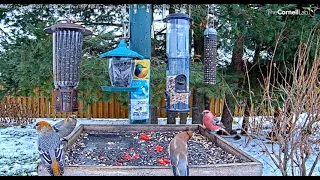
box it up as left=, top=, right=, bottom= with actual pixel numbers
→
left=203, top=27, right=218, bottom=84
left=44, top=20, right=92, bottom=112
left=163, top=13, right=192, bottom=113
left=99, top=39, right=144, bottom=92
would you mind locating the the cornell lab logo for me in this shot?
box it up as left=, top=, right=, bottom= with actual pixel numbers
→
left=302, top=7, right=318, bottom=17
left=267, top=6, right=318, bottom=17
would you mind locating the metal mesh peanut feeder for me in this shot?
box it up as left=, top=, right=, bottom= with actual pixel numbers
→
left=44, top=20, right=92, bottom=112
left=203, top=27, right=218, bottom=84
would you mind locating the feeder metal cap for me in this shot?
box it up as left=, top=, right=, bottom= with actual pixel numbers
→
left=204, top=27, right=218, bottom=36
left=163, top=13, right=192, bottom=22
left=44, top=20, right=92, bottom=36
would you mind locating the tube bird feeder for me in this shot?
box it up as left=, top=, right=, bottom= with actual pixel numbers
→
left=163, top=13, right=192, bottom=113
left=203, top=27, right=218, bottom=84
left=44, top=20, right=92, bottom=112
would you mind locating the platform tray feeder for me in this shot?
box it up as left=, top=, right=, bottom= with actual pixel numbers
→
left=37, top=124, right=263, bottom=176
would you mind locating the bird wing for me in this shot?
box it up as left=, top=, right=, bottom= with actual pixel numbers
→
left=169, top=142, right=189, bottom=176
left=38, top=143, right=65, bottom=176
left=52, top=121, right=63, bottom=133
left=38, top=147, right=54, bottom=176
left=211, top=117, right=220, bottom=125
left=55, top=143, right=65, bottom=175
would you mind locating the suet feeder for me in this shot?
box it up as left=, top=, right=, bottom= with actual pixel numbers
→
left=99, top=39, right=144, bottom=92
left=44, top=20, right=92, bottom=112
left=163, top=13, right=192, bottom=113
left=203, top=27, right=218, bottom=84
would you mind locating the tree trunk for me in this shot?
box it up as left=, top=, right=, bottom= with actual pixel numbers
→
left=150, top=106, right=158, bottom=124
left=221, top=34, right=245, bottom=133
left=192, top=89, right=205, bottom=124
left=179, top=113, right=188, bottom=124
left=241, top=98, right=251, bottom=134
left=167, top=112, right=177, bottom=124
left=204, top=94, right=210, bottom=110
left=231, top=34, right=245, bottom=72
left=194, top=35, right=204, bottom=60
left=221, top=94, right=234, bottom=133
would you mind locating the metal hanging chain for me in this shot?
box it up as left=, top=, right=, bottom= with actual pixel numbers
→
left=206, top=5, right=210, bottom=29
left=133, top=4, right=137, bottom=14
left=122, top=4, right=130, bottom=39
left=206, top=4, right=215, bottom=28
left=66, top=4, right=72, bottom=21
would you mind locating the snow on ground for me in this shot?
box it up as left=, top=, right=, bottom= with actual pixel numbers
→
left=0, top=116, right=319, bottom=176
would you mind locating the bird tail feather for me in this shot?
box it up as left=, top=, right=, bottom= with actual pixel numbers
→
left=51, top=159, right=62, bottom=176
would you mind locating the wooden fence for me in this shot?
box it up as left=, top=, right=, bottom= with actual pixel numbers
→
left=1, top=92, right=250, bottom=119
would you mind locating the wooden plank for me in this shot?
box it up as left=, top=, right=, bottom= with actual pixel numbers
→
left=78, top=101, right=84, bottom=118
left=125, top=107, right=128, bottom=118
left=102, top=101, right=108, bottom=118
left=83, top=124, right=199, bottom=133
left=35, top=90, right=40, bottom=118
left=98, top=101, right=103, bottom=118
left=91, top=102, right=97, bottom=118
left=109, top=96, right=114, bottom=118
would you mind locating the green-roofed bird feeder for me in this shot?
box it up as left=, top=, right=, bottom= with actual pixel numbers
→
left=44, top=20, right=92, bottom=112
left=99, top=39, right=144, bottom=92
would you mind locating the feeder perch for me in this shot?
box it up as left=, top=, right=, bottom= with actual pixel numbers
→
left=163, top=13, right=192, bottom=113
left=44, top=20, right=92, bottom=112
left=204, top=27, right=218, bottom=84
left=99, top=39, right=144, bottom=92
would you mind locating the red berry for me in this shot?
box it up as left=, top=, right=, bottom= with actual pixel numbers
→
left=116, top=162, right=122, bottom=166
left=158, top=159, right=165, bottom=165
left=163, top=159, right=170, bottom=164
left=134, top=154, right=140, bottom=159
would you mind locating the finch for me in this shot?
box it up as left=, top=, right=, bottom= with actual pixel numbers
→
left=35, top=121, right=65, bottom=176
left=202, top=110, right=231, bottom=135
left=168, top=130, right=193, bottom=176
left=52, top=115, right=77, bottom=141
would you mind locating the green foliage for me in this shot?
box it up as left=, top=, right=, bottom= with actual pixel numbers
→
left=149, top=63, right=166, bottom=107
left=0, top=22, right=53, bottom=100
left=0, top=5, right=123, bottom=110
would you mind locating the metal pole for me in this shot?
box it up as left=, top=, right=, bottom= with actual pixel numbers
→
left=129, top=4, right=152, bottom=124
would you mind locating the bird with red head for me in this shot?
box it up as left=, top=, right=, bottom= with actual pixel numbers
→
left=202, top=110, right=231, bottom=135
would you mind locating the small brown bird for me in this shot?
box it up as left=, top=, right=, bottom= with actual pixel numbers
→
left=35, top=121, right=65, bottom=176
left=52, top=115, right=77, bottom=142
left=168, top=130, right=193, bottom=176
